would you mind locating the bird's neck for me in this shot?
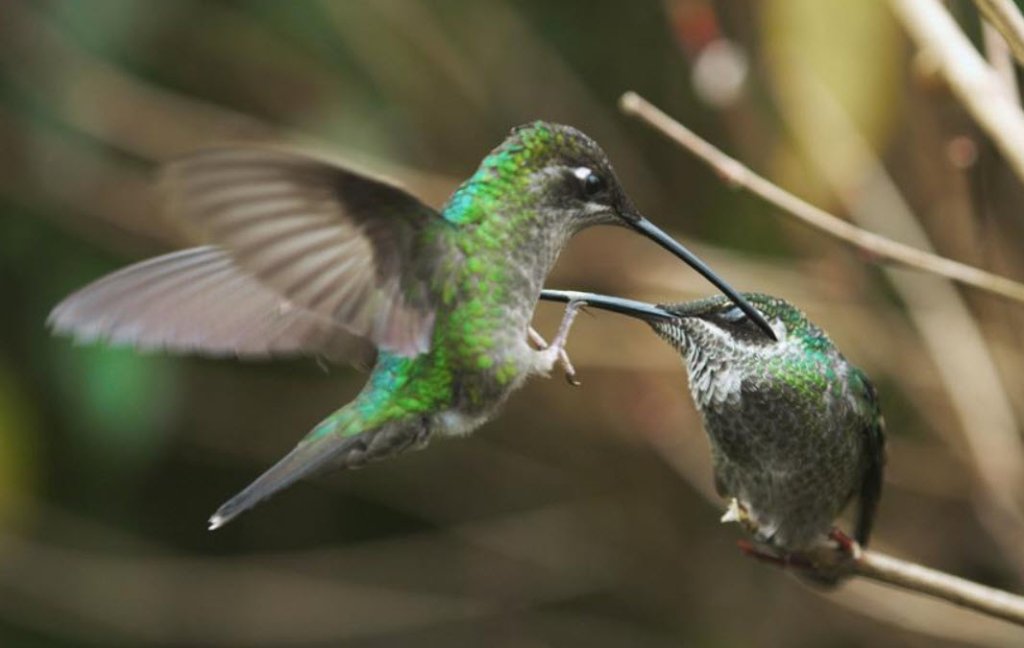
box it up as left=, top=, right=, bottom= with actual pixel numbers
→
left=451, top=199, right=573, bottom=311
left=663, top=321, right=781, bottom=410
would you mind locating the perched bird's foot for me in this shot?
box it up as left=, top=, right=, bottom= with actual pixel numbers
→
left=738, top=532, right=858, bottom=586
left=828, top=527, right=862, bottom=559
left=736, top=540, right=782, bottom=566
left=720, top=498, right=748, bottom=524
left=736, top=540, right=814, bottom=570
left=529, top=301, right=584, bottom=385
left=720, top=498, right=759, bottom=535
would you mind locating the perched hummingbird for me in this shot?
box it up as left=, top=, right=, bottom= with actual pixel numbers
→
left=540, top=289, right=885, bottom=553
left=49, top=122, right=774, bottom=529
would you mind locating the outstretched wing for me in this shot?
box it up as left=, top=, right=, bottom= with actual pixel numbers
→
left=853, top=369, right=886, bottom=547
left=49, top=246, right=373, bottom=364
left=162, top=146, right=450, bottom=356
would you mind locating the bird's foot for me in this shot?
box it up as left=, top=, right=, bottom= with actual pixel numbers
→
left=529, top=300, right=583, bottom=386
left=529, top=327, right=579, bottom=385
left=736, top=540, right=814, bottom=570
left=725, top=501, right=820, bottom=570
left=720, top=498, right=748, bottom=524
left=737, top=530, right=860, bottom=585
left=828, top=527, right=862, bottom=560
left=720, top=498, right=759, bottom=536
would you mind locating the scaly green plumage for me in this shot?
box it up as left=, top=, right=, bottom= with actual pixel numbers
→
left=313, top=127, right=587, bottom=435
left=539, top=289, right=886, bottom=554
left=653, top=294, right=885, bottom=551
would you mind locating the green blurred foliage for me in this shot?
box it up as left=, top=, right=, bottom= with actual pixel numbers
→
left=0, top=360, right=37, bottom=527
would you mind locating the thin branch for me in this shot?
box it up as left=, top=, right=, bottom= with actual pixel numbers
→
left=973, top=0, right=1024, bottom=69
left=983, top=20, right=1021, bottom=103
left=858, top=550, right=1024, bottom=627
left=891, top=0, right=1024, bottom=186
left=777, top=544, right=1024, bottom=628
left=618, top=91, right=1024, bottom=305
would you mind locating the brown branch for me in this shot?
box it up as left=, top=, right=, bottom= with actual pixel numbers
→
left=891, top=0, right=1024, bottom=186
left=982, top=21, right=1021, bottom=103
left=776, top=544, right=1024, bottom=628
left=618, top=91, right=1024, bottom=306
left=857, top=550, right=1024, bottom=627
left=973, top=0, right=1024, bottom=69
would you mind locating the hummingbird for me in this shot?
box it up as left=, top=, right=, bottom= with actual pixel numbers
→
left=539, top=289, right=885, bottom=554
left=49, top=122, right=775, bottom=529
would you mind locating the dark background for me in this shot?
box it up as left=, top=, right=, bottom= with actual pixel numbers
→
left=2, top=0, right=1024, bottom=645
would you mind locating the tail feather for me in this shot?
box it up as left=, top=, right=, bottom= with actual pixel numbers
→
left=209, top=414, right=431, bottom=529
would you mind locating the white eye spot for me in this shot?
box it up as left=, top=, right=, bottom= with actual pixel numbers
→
left=573, top=166, right=608, bottom=197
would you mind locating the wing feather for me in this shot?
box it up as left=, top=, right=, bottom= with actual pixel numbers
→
left=162, top=146, right=446, bottom=356
left=853, top=369, right=886, bottom=547
left=49, top=246, right=372, bottom=364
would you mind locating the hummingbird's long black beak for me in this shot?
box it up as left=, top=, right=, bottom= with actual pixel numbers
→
left=626, top=216, right=777, bottom=340
left=540, top=289, right=676, bottom=321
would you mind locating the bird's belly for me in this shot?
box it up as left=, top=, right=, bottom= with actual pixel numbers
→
left=706, top=413, right=863, bottom=550
left=435, top=341, right=534, bottom=438
left=435, top=408, right=494, bottom=437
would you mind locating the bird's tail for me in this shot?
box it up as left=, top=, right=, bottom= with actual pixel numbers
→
left=208, top=405, right=430, bottom=530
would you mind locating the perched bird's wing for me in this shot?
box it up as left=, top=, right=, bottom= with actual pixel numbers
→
left=853, top=369, right=886, bottom=546
left=48, top=246, right=373, bottom=365
left=162, top=146, right=450, bottom=356
left=209, top=415, right=431, bottom=529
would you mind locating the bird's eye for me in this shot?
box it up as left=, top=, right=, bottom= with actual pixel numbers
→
left=720, top=306, right=747, bottom=323
left=573, top=166, right=607, bottom=197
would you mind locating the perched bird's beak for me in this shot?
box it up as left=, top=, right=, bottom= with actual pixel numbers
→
left=624, top=214, right=777, bottom=341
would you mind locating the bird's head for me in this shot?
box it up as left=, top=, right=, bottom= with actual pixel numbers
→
left=653, top=293, right=830, bottom=362
left=455, top=122, right=776, bottom=339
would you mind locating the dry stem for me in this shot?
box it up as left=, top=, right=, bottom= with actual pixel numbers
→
left=973, top=0, right=1024, bottom=69
left=891, top=0, right=1024, bottom=185
left=780, top=544, right=1024, bottom=628
left=619, top=91, right=1024, bottom=305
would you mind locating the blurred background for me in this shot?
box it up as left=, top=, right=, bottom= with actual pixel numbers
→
left=3, top=0, right=1024, bottom=645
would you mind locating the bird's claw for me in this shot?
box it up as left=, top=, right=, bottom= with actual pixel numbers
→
left=828, top=527, right=862, bottom=559
left=538, top=343, right=580, bottom=386
left=721, top=498, right=747, bottom=524
left=527, top=326, right=546, bottom=351
left=737, top=528, right=860, bottom=585
left=735, top=540, right=814, bottom=570
left=561, top=354, right=577, bottom=384
left=721, top=498, right=759, bottom=535
left=559, top=347, right=580, bottom=386
left=529, top=300, right=584, bottom=386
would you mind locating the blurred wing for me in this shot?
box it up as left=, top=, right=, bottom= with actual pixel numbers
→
left=48, top=246, right=373, bottom=365
left=853, top=370, right=886, bottom=547
left=162, top=146, right=448, bottom=356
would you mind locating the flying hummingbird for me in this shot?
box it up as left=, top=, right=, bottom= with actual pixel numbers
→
left=49, top=122, right=774, bottom=529
left=540, top=289, right=885, bottom=553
